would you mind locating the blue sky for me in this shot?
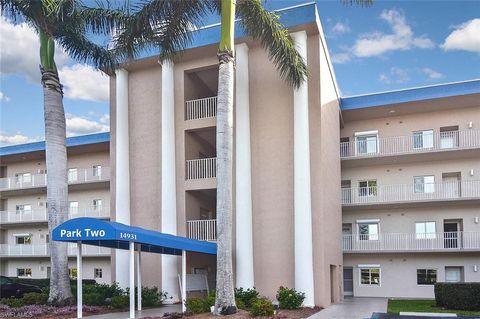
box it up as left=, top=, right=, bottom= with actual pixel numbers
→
left=1, top=0, right=479, bottom=145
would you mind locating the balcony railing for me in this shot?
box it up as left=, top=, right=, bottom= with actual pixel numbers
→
left=0, top=206, right=110, bottom=224
left=343, top=231, right=480, bottom=252
left=0, top=244, right=110, bottom=257
left=340, top=130, right=480, bottom=159
left=187, top=219, right=216, bottom=242
left=341, top=180, right=480, bottom=205
left=0, top=167, right=110, bottom=191
left=186, top=157, right=216, bottom=180
left=185, top=96, right=217, bottom=121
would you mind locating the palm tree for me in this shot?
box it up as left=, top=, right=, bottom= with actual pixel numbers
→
left=0, top=0, right=120, bottom=305
left=112, top=0, right=371, bottom=312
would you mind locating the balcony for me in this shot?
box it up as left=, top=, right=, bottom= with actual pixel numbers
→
left=0, top=206, right=110, bottom=225
left=343, top=231, right=480, bottom=253
left=186, top=158, right=216, bottom=180
left=185, top=96, right=217, bottom=121
left=340, top=130, right=480, bottom=160
left=0, top=167, right=110, bottom=192
left=0, top=243, right=110, bottom=257
left=187, top=219, right=217, bottom=242
left=342, top=180, right=480, bottom=207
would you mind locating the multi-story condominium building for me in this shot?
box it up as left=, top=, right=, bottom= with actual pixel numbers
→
left=0, top=133, right=111, bottom=284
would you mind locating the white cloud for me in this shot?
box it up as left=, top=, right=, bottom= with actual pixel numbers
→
left=331, top=21, right=351, bottom=35
left=0, top=16, right=69, bottom=83
left=59, top=64, right=109, bottom=102
left=378, top=67, right=410, bottom=84
left=352, top=9, right=434, bottom=58
left=66, top=114, right=109, bottom=136
left=99, top=114, right=110, bottom=124
left=331, top=52, right=352, bottom=64
left=0, top=133, right=41, bottom=146
left=421, top=68, right=444, bottom=80
left=441, top=19, right=480, bottom=53
left=0, top=91, right=11, bottom=103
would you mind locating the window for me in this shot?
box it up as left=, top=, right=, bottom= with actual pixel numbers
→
left=68, top=168, right=78, bottom=182
left=445, top=267, right=463, bottom=283
left=360, top=268, right=380, bottom=285
left=358, top=222, right=379, bottom=241
left=16, top=204, right=32, bottom=213
left=417, top=269, right=437, bottom=285
left=93, top=165, right=102, bottom=177
left=94, top=268, right=103, bottom=279
left=413, top=130, right=434, bottom=149
left=356, top=134, right=378, bottom=155
left=69, top=201, right=79, bottom=214
left=416, top=222, right=436, bottom=239
left=93, top=199, right=103, bottom=210
left=69, top=268, right=78, bottom=279
left=17, top=268, right=32, bottom=278
left=358, top=180, right=377, bottom=197
left=414, top=176, right=435, bottom=194
left=16, top=235, right=32, bottom=245
left=15, top=172, right=31, bottom=183
left=440, top=126, right=459, bottom=149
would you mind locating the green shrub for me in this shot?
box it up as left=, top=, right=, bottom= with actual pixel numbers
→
left=235, top=287, right=259, bottom=309
left=111, top=295, right=129, bottom=309
left=235, top=298, right=246, bottom=310
left=205, top=291, right=216, bottom=309
left=185, top=297, right=209, bottom=314
left=250, top=298, right=274, bottom=317
left=22, top=292, right=48, bottom=305
left=84, top=293, right=105, bottom=306
left=0, top=298, right=25, bottom=308
left=434, top=282, right=480, bottom=311
left=276, top=286, right=305, bottom=310
left=140, top=286, right=167, bottom=307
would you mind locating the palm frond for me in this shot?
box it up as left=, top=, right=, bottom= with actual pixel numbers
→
left=236, top=0, right=308, bottom=88
left=78, top=1, right=129, bottom=35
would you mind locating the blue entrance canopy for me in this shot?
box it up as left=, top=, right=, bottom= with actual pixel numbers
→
left=52, top=217, right=216, bottom=255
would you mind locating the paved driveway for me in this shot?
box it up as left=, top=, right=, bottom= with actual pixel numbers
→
left=310, top=297, right=388, bottom=319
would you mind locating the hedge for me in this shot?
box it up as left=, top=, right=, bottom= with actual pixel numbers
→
left=8, top=277, right=96, bottom=289
left=434, top=282, right=480, bottom=311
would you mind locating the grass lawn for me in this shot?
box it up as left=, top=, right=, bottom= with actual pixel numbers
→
left=388, top=299, right=480, bottom=317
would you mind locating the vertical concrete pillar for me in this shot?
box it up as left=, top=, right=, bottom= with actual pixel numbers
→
left=235, top=43, right=254, bottom=289
left=291, top=31, right=315, bottom=307
left=160, top=60, right=179, bottom=302
left=115, top=68, right=131, bottom=289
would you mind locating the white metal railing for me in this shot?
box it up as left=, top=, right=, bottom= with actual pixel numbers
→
left=340, top=130, right=480, bottom=159
left=343, top=231, right=480, bottom=252
left=341, top=180, right=480, bottom=205
left=187, top=219, right=217, bottom=241
left=185, top=96, right=217, bottom=120
left=0, top=206, right=110, bottom=224
left=186, top=157, right=216, bottom=180
left=0, top=243, right=110, bottom=257
left=0, top=167, right=110, bottom=191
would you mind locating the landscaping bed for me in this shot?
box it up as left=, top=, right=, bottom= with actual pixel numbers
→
left=387, top=299, right=480, bottom=317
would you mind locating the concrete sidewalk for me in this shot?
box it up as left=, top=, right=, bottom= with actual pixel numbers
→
left=87, top=303, right=182, bottom=319
left=310, top=297, right=388, bottom=319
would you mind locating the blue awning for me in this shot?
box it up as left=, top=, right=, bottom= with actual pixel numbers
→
left=52, top=217, right=216, bottom=255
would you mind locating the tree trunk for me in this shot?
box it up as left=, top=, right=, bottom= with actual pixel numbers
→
left=42, top=67, right=74, bottom=305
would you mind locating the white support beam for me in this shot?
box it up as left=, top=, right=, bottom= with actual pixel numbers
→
left=137, top=246, right=142, bottom=311
left=234, top=43, right=254, bottom=289
left=181, top=250, right=187, bottom=313
left=291, top=30, right=315, bottom=307
left=160, top=60, right=179, bottom=302
left=115, top=68, right=131, bottom=289
left=77, top=242, right=83, bottom=319
left=129, top=242, right=135, bottom=319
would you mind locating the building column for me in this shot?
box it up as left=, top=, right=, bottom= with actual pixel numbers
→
left=291, top=31, right=315, bottom=307
left=115, top=68, right=131, bottom=289
left=235, top=43, right=254, bottom=289
left=160, top=60, right=179, bottom=302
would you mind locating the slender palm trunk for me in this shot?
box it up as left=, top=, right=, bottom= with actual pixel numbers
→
left=40, top=32, right=73, bottom=305
left=214, top=0, right=236, bottom=314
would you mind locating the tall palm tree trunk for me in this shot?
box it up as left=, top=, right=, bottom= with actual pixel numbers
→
left=40, top=31, right=73, bottom=305
left=215, top=0, right=236, bottom=314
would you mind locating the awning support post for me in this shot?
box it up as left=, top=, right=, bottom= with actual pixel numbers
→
left=182, top=250, right=186, bottom=313
left=77, top=241, right=83, bottom=319
left=137, top=245, right=142, bottom=311
left=129, top=241, right=135, bottom=319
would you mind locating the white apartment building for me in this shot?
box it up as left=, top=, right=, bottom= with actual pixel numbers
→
left=0, top=133, right=112, bottom=284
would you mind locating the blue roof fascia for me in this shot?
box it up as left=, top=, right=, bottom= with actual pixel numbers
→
left=340, top=80, right=480, bottom=111
left=52, top=217, right=217, bottom=255
left=0, top=132, right=110, bottom=157
left=136, top=2, right=318, bottom=60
